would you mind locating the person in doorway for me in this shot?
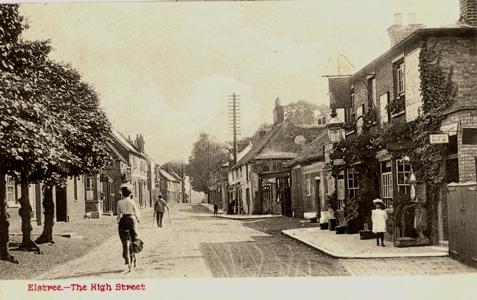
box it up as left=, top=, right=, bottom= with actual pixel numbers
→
left=117, top=185, right=141, bottom=264
left=372, top=198, right=387, bottom=247
left=154, top=195, right=169, bottom=227
left=213, top=203, right=218, bottom=216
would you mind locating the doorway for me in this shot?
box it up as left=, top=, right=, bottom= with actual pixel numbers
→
left=55, top=186, right=67, bottom=222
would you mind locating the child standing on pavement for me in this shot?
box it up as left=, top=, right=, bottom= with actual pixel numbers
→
left=372, top=198, right=387, bottom=247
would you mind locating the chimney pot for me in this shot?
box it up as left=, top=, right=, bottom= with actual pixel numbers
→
left=394, top=13, right=403, bottom=25
left=408, top=13, right=416, bottom=24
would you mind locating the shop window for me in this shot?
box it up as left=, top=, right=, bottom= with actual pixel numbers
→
left=396, top=159, right=411, bottom=195
left=347, top=168, right=359, bottom=199
left=381, top=161, right=393, bottom=207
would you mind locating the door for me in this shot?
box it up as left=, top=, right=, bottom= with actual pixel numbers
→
left=55, top=186, right=67, bottom=222
left=283, top=187, right=292, bottom=217
left=315, top=179, right=321, bottom=220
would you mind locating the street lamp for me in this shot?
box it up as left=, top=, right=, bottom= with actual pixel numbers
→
left=327, top=109, right=344, bottom=143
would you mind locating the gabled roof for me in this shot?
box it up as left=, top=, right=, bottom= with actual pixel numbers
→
left=285, top=130, right=330, bottom=167
left=170, top=170, right=183, bottom=181
left=110, top=128, right=147, bottom=159
left=159, top=168, right=179, bottom=182
left=351, top=24, right=477, bottom=80
left=232, top=119, right=323, bottom=169
left=106, top=141, right=128, bottom=164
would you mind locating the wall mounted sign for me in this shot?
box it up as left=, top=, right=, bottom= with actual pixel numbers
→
left=429, top=133, right=449, bottom=144
left=333, top=159, right=345, bottom=166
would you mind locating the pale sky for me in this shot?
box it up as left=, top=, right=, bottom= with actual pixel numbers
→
left=17, top=0, right=460, bottom=164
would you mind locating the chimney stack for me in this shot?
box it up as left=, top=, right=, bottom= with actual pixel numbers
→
left=273, top=97, right=285, bottom=125
left=394, top=13, right=403, bottom=25
left=135, top=134, right=145, bottom=153
left=259, top=130, right=267, bottom=139
left=387, top=13, right=424, bottom=48
left=460, top=0, right=477, bottom=27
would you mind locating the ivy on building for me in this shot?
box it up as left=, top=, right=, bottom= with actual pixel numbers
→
left=329, top=40, right=456, bottom=241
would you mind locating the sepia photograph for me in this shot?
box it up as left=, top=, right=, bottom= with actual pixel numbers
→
left=1, top=0, right=477, bottom=299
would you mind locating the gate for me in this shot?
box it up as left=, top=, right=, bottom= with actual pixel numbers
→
left=447, top=182, right=477, bottom=268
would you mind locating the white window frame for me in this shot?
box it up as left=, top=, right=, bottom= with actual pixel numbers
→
left=396, top=159, right=411, bottom=195
left=381, top=161, right=393, bottom=207
left=397, top=61, right=405, bottom=95
left=86, top=176, right=94, bottom=200
left=347, top=168, right=359, bottom=199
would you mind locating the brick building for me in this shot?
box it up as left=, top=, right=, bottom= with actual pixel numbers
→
left=327, top=1, right=477, bottom=245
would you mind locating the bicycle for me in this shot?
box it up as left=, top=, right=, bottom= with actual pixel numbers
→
left=124, top=229, right=136, bottom=272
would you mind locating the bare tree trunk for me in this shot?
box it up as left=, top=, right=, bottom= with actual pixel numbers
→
left=35, top=186, right=55, bottom=244
left=0, top=164, right=18, bottom=263
left=17, top=175, right=42, bottom=253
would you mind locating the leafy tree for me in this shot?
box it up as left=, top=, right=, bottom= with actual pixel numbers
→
left=0, top=4, right=112, bottom=262
left=188, top=132, right=228, bottom=193
left=161, top=160, right=186, bottom=179
left=284, top=100, right=321, bottom=125
left=33, top=61, right=112, bottom=245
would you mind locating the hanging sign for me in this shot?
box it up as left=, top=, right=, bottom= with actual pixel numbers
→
left=333, top=159, right=345, bottom=166
left=429, top=133, right=449, bottom=144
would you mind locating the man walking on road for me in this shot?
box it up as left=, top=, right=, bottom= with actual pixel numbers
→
left=154, top=195, right=169, bottom=227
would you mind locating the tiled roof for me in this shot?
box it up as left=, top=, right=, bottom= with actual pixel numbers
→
left=285, top=130, right=330, bottom=167
left=159, top=168, right=179, bottom=182
left=111, top=128, right=146, bottom=158
left=232, top=119, right=323, bottom=169
left=106, top=141, right=128, bottom=164
left=170, top=170, right=183, bottom=181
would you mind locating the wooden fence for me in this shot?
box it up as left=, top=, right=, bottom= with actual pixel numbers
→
left=447, top=182, right=477, bottom=268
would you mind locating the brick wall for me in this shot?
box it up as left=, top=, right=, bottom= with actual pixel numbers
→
left=461, top=0, right=477, bottom=26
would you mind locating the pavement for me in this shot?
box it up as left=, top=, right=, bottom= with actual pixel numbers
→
left=201, top=203, right=450, bottom=259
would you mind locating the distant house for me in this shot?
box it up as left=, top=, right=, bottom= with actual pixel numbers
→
left=229, top=98, right=322, bottom=216
left=102, top=129, right=150, bottom=217
left=158, top=168, right=181, bottom=203
left=285, top=130, right=330, bottom=221
left=6, top=175, right=86, bottom=224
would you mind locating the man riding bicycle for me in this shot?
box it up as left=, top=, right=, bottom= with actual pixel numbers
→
left=117, top=185, right=141, bottom=265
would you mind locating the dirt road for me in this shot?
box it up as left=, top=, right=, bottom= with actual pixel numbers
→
left=33, top=203, right=345, bottom=280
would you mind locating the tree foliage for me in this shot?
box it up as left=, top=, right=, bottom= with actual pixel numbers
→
left=0, top=4, right=113, bottom=261
left=161, top=160, right=186, bottom=179
left=188, top=132, right=228, bottom=193
left=284, top=100, right=328, bottom=125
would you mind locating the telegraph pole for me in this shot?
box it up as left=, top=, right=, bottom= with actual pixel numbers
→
left=228, top=93, right=241, bottom=164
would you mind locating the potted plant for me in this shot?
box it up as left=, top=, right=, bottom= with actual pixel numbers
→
left=344, top=196, right=363, bottom=234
